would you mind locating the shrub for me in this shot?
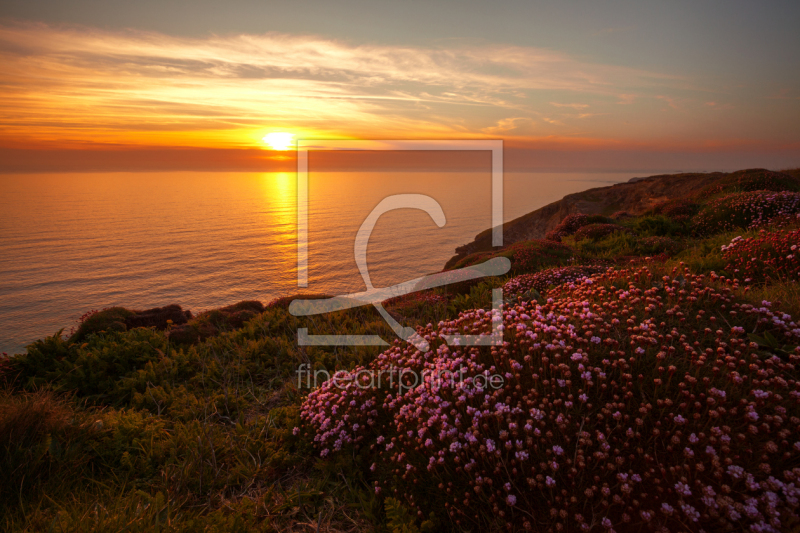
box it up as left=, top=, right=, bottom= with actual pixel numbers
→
left=722, top=229, right=800, bottom=284
left=10, top=328, right=171, bottom=404
left=546, top=214, right=613, bottom=241
left=300, top=265, right=800, bottom=532
left=573, top=223, right=634, bottom=241
left=70, top=305, right=193, bottom=342
left=70, top=307, right=134, bottom=342
left=631, top=216, right=686, bottom=237
left=693, top=191, right=800, bottom=235
left=449, top=239, right=574, bottom=276
left=124, top=304, right=192, bottom=330
left=648, top=199, right=700, bottom=219
left=508, top=239, right=575, bottom=274
left=168, top=300, right=264, bottom=345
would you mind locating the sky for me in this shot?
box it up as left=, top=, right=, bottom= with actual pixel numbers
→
left=1, top=0, right=799, bottom=172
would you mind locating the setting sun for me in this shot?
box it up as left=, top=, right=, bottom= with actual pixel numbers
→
left=262, top=132, right=295, bottom=151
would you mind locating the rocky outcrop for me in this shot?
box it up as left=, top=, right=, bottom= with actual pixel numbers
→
left=125, top=304, right=192, bottom=330
left=447, top=171, right=726, bottom=265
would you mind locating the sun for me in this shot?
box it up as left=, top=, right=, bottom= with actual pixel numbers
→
left=262, top=132, right=295, bottom=151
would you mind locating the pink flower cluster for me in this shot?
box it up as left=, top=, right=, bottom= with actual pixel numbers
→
left=503, top=266, right=606, bottom=297
left=722, top=229, right=800, bottom=284
left=693, top=191, right=800, bottom=235
left=301, top=265, right=800, bottom=532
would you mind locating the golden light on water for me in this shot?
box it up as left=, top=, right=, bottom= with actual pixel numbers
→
left=262, top=132, right=295, bottom=151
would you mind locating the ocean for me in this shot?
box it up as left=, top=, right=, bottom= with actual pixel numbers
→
left=0, top=170, right=644, bottom=354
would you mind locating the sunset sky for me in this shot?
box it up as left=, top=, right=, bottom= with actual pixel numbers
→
left=1, top=0, right=799, bottom=172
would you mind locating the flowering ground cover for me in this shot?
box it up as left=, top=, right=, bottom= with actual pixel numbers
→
left=722, top=229, right=800, bottom=284
left=300, top=265, right=800, bottom=532
left=503, top=265, right=606, bottom=297
left=692, top=191, right=800, bottom=235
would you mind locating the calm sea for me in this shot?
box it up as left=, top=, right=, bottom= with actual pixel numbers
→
left=0, top=171, right=644, bottom=354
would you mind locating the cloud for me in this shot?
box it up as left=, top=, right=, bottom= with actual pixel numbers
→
left=656, top=95, right=680, bottom=110
left=482, top=117, right=531, bottom=134
left=0, top=21, right=687, bottom=147
left=549, top=102, right=589, bottom=109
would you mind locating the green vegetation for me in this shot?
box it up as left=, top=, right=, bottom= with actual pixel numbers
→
left=2, top=168, right=800, bottom=532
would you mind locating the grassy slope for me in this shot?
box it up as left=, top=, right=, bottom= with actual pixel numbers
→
left=1, top=168, right=799, bottom=532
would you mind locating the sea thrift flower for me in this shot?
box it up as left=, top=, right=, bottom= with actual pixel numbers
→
left=675, top=482, right=692, bottom=496
left=300, top=264, right=800, bottom=532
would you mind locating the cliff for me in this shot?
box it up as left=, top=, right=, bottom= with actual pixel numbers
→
left=446, top=171, right=725, bottom=268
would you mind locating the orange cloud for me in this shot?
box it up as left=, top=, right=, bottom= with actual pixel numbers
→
left=0, top=21, right=685, bottom=150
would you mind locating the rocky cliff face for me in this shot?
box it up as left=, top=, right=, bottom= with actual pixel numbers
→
left=447, top=171, right=725, bottom=266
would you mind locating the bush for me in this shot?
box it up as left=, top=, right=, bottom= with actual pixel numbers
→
left=168, top=300, right=264, bottom=345
left=693, top=191, right=800, bottom=235
left=449, top=239, right=574, bottom=276
left=631, top=216, right=686, bottom=237
left=70, top=307, right=135, bottom=342
left=10, top=328, right=171, bottom=404
left=300, top=265, right=800, bottom=532
left=546, top=214, right=613, bottom=242
left=648, top=199, right=700, bottom=219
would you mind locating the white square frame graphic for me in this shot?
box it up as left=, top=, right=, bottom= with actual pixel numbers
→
left=295, top=139, right=504, bottom=288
